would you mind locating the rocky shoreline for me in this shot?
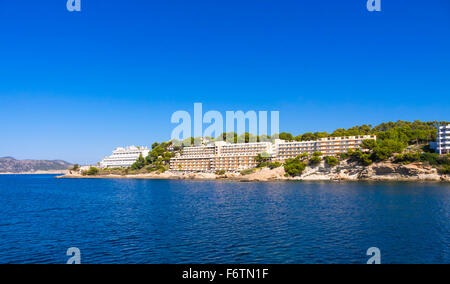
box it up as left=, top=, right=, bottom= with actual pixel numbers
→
left=58, top=161, right=450, bottom=182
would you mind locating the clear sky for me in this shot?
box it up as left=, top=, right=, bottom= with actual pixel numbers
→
left=0, top=0, right=449, bottom=164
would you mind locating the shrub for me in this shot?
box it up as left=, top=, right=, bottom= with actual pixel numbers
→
left=131, top=154, right=146, bottom=170
left=360, top=154, right=373, bottom=166
left=367, top=139, right=406, bottom=162
left=361, top=139, right=377, bottom=150
left=256, top=162, right=269, bottom=168
left=284, top=158, right=307, bottom=177
left=297, top=153, right=310, bottom=161
left=324, top=156, right=339, bottom=167
left=420, top=153, right=450, bottom=166
left=268, top=162, right=282, bottom=169
left=439, top=165, right=450, bottom=175
left=370, top=147, right=392, bottom=162
left=86, top=167, right=99, bottom=176
left=350, top=150, right=373, bottom=166
left=157, top=165, right=168, bottom=173
left=216, top=170, right=226, bottom=175
left=255, top=153, right=271, bottom=168
left=309, top=155, right=322, bottom=166
left=256, top=161, right=282, bottom=169
left=339, top=152, right=350, bottom=160
left=394, top=153, right=421, bottom=164
left=377, top=139, right=406, bottom=154
left=241, top=169, right=255, bottom=176
left=146, top=166, right=158, bottom=173
left=308, top=151, right=323, bottom=166
left=71, top=164, right=80, bottom=171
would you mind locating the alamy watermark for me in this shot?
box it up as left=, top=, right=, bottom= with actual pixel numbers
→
left=67, top=0, right=81, bottom=12
left=66, top=247, right=81, bottom=264
left=367, top=247, right=381, bottom=264
left=171, top=103, right=280, bottom=146
left=64, top=246, right=380, bottom=264
left=367, top=0, right=382, bottom=12
left=66, top=1, right=380, bottom=13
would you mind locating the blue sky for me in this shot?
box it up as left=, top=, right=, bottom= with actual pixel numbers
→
left=0, top=0, right=449, bottom=164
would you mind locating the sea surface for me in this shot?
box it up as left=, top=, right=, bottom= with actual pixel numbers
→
left=0, top=175, right=449, bottom=264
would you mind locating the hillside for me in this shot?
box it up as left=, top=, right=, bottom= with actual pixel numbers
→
left=0, top=157, right=72, bottom=173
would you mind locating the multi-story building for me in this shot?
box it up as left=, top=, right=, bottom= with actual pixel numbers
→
left=170, top=141, right=274, bottom=172
left=437, top=125, right=450, bottom=155
left=276, top=135, right=376, bottom=161
left=213, top=141, right=274, bottom=171
left=170, top=135, right=377, bottom=172
left=100, top=146, right=150, bottom=168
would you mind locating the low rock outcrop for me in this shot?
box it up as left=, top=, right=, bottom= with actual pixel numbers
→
left=59, top=160, right=449, bottom=182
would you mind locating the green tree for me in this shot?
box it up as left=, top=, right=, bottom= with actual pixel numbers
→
left=86, top=167, right=99, bottom=176
left=131, top=154, right=146, bottom=170
left=279, top=132, right=294, bottom=141
left=268, top=162, right=282, bottom=169
left=297, top=153, right=309, bottom=161
left=216, top=170, right=226, bottom=175
left=394, top=153, right=421, bottom=164
left=284, top=158, right=307, bottom=177
left=350, top=150, right=373, bottom=166
left=240, top=169, right=255, bottom=175
left=324, top=156, right=339, bottom=167
left=361, top=139, right=377, bottom=151
left=255, top=152, right=271, bottom=167
left=439, top=165, right=450, bottom=175
left=309, top=155, right=322, bottom=166
left=71, top=164, right=80, bottom=171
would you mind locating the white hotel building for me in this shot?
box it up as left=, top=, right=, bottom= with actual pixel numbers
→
left=437, top=125, right=450, bottom=155
left=100, top=146, right=150, bottom=168
left=170, top=135, right=376, bottom=172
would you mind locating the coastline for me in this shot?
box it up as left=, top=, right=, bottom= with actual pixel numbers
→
left=58, top=162, right=450, bottom=183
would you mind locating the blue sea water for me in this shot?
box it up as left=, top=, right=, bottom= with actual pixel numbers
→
left=0, top=175, right=449, bottom=264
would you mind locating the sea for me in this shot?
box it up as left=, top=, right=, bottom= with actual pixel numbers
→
left=0, top=175, right=448, bottom=264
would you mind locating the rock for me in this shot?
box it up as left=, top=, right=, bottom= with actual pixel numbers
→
left=58, top=160, right=449, bottom=183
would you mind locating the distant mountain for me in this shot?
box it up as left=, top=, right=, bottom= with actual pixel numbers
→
left=0, top=157, right=72, bottom=173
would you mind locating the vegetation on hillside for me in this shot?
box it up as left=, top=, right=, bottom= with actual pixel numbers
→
left=81, top=120, right=450, bottom=177
left=82, top=167, right=99, bottom=176
left=309, top=152, right=323, bottom=166
left=281, top=121, right=449, bottom=175
left=284, top=157, right=307, bottom=177
left=439, top=165, right=450, bottom=175
left=216, top=170, right=226, bottom=176
left=130, top=141, right=176, bottom=173
left=255, top=153, right=282, bottom=169
left=70, top=164, right=80, bottom=171
left=324, top=156, right=339, bottom=167
left=240, top=169, right=255, bottom=175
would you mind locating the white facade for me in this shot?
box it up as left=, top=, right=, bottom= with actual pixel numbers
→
left=437, top=125, right=450, bottom=155
left=275, top=135, right=376, bottom=161
left=170, top=135, right=377, bottom=172
left=100, top=146, right=150, bottom=168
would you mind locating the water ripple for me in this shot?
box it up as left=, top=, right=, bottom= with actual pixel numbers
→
left=0, top=176, right=449, bottom=264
